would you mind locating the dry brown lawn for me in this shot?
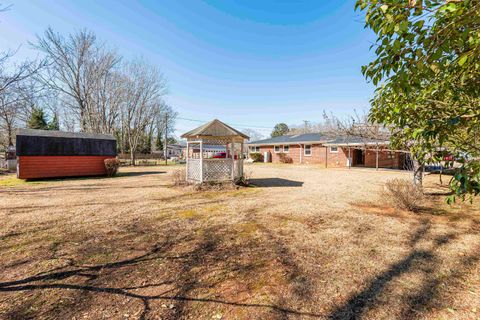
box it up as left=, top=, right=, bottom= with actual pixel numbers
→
left=0, top=164, right=479, bottom=320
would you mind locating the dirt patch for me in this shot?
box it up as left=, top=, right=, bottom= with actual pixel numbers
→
left=0, top=165, right=479, bottom=319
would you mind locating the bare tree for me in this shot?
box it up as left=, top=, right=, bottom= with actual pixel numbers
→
left=241, top=128, right=264, bottom=142
left=0, top=50, right=44, bottom=148
left=34, top=28, right=121, bottom=132
left=121, top=61, right=167, bottom=165
left=0, top=49, right=43, bottom=95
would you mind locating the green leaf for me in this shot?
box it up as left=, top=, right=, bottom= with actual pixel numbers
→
left=458, top=54, right=468, bottom=66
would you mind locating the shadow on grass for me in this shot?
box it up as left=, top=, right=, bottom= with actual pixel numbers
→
left=249, top=178, right=304, bottom=187
left=116, top=171, right=166, bottom=177
left=21, top=170, right=166, bottom=182
left=0, top=221, right=322, bottom=319
left=327, top=219, right=480, bottom=319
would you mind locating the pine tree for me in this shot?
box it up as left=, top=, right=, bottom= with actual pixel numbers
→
left=48, top=113, right=60, bottom=130
left=27, top=108, right=48, bottom=130
left=156, top=130, right=163, bottom=151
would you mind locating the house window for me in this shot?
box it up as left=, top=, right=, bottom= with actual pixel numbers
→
left=330, top=146, right=338, bottom=153
left=283, top=145, right=289, bottom=153
left=274, top=146, right=281, bottom=153
left=304, top=145, right=311, bottom=156
left=250, top=146, right=260, bottom=153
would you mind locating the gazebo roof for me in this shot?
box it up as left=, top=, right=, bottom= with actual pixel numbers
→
left=181, top=119, right=249, bottom=139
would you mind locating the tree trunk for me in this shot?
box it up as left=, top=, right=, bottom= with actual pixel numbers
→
left=7, top=122, right=13, bottom=146
left=413, top=160, right=424, bottom=187
left=130, top=151, right=135, bottom=166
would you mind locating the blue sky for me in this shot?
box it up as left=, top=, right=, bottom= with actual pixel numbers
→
left=1, top=0, right=375, bottom=137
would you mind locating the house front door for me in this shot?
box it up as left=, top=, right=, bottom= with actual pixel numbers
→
left=353, top=149, right=365, bottom=166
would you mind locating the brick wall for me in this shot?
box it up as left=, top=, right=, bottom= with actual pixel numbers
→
left=253, top=144, right=349, bottom=167
left=251, top=144, right=403, bottom=169
left=365, top=149, right=401, bottom=169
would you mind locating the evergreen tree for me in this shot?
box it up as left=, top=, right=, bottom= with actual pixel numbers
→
left=27, top=108, right=48, bottom=130
left=48, top=113, right=60, bottom=130
left=156, top=130, right=163, bottom=151
left=271, top=123, right=289, bottom=137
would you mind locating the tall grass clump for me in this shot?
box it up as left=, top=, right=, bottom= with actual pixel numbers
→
left=383, top=178, right=424, bottom=212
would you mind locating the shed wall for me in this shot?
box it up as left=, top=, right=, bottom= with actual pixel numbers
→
left=17, top=156, right=113, bottom=179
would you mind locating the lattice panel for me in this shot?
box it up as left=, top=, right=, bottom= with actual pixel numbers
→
left=187, top=159, right=201, bottom=181
left=233, top=160, right=243, bottom=179
left=203, top=159, right=232, bottom=181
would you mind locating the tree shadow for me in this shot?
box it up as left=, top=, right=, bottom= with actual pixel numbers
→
left=327, top=219, right=479, bottom=319
left=116, top=171, right=166, bottom=177
left=21, top=171, right=166, bottom=182
left=0, top=222, right=322, bottom=319
left=249, top=178, right=304, bottom=187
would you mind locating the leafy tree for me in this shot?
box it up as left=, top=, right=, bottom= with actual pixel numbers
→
left=271, top=123, right=289, bottom=137
left=136, top=132, right=153, bottom=154
left=48, top=113, right=60, bottom=130
left=27, top=108, right=48, bottom=130
left=356, top=0, right=480, bottom=202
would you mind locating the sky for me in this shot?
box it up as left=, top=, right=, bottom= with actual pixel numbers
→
left=1, top=0, right=376, bottom=138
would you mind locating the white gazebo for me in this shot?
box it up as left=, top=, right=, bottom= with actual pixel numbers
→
left=181, top=119, right=249, bottom=183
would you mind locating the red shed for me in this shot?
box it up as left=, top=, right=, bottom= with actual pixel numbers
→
left=16, top=129, right=117, bottom=179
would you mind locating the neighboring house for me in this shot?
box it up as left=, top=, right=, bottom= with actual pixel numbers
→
left=161, top=144, right=185, bottom=159
left=248, top=133, right=408, bottom=169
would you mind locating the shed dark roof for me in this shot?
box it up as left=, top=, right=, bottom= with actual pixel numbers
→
left=248, top=133, right=332, bottom=145
left=17, top=129, right=115, bottom=140
left=16, top=129, right=117, bottom=157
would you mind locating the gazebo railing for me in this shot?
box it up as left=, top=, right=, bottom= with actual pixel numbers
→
left=186, top=158, right=244, bottom=182
left=233, top=159, right=243, bottom=180
left=203, top=158, right=232, bottom=181
left=186, top=158, right=202, bottom=182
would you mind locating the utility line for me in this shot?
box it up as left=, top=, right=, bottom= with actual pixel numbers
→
left=177, top=117, right=273, bottom=131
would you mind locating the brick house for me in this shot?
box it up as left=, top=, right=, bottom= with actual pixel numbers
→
left=248, top=133, right=407, bottom=169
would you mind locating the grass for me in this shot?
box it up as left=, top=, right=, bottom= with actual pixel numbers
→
left=0, top=165, right=479, bottom=319
left=0, top=176, right=47, bottom=187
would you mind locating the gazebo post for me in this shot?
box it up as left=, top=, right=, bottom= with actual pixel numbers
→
left=200, top=140, right=204, bottom=183
left=240, top=140, right=244, bottom=177
left=230, top=138, right=235, bottom=180
left=186, top=141, right=189, bottom=181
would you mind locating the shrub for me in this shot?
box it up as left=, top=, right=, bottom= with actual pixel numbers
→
left=172, top=168, right=187, bottom=186
left=383, top=178, right=424, bottom=212
left=278, top=152, right=293, bottom=164
left=104, top=158, right=120, bottom=177
left=249, top=152, right=264, bottom=162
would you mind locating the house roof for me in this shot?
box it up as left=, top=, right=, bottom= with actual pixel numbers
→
left=248, top=133, right=332, bottom=146
left=163, top=144, right=185, bottom=150
left=323, top=136, right=389, bottom=146
left=17, top=128, right=116, bottom=140
left=248, top=133, right=389, bottom=146
left=181, top=119, right=249, bottom=139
